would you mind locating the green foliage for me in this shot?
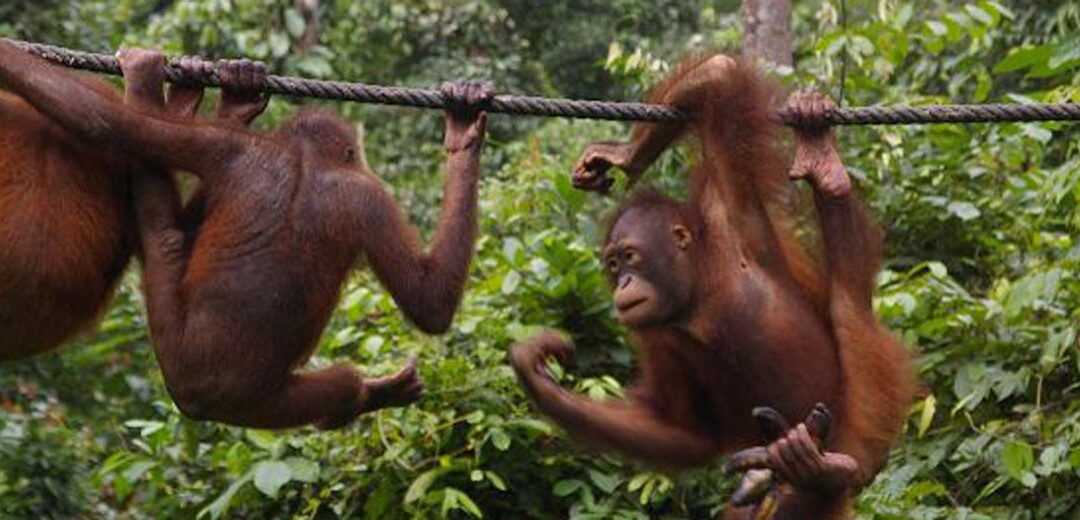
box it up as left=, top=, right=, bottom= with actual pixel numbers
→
left=2, top=0, right=1080, bottom=518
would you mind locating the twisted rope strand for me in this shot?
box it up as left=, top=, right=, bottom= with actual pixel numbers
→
left=9, top=39, right=1080, bottom=125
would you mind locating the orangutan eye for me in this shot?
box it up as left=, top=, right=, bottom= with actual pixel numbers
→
left=622, top=249, right=640, bottom=265
left=606, top=258, right=619, bottom=273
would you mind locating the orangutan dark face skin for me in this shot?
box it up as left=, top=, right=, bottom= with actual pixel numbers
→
left=604, top=206, right=695, bottom=328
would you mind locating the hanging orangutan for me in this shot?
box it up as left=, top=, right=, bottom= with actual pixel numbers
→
left=0, top=41, right=491, bottom=429
left=0, top=47, right=261, bottom=361
left=510, top=54, right=915, bottom=519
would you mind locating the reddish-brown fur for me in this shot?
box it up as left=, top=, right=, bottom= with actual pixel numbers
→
left=0, top=74, right=134, bottom=360
left=0, top=42, right=489, bottom=429
left=0, top=56, right=264, bottom=361
left=513, top=55, right=915, bottom=519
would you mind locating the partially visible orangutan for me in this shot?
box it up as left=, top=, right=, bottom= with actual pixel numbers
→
left=724, top=91, right=911, bottom=518
left=510, top=55, right=914, bottom=519
left=0, top=47, right=258, bottom=361
left=0, top=41, right=491, bottom=429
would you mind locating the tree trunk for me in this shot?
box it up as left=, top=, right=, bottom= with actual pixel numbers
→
left=741, top=0, right=793, bottom=67
left=295, top=0, right=320, bottom=54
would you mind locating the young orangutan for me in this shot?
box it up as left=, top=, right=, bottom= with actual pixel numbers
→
left=0, top=41, right=492, bottom=429
left=510, top=55, right=914, bottom=519
left=724, top=91, right=914, bottom=517
left=0, top=48, right=258, bottom=361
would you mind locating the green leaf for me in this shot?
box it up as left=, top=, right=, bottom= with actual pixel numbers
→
left=284, top=8, right=307, bottom=38
left=224, top=442, right=250, bottom=475
left=443, top=488, right=483, bottom=518
left=501, top=271, right=521, bottom=295
left=964, top=5, right=994, bottom=25
left=507, top=418, right=554, bottom=435
left=1020, top=472, right=1037, bottom=488
left=490, top=429, right=511, bottom=451
left=484, top=471, right=507, bottom=491
left=284, top=457, right=319, bottom=483
left=925, top=20, right=948, bottom=36
left=993, top=45, right=1051, bottom=74
left=973, top=67, right=992, bottom=102
left=553, top=479, right=584, bottom=497
left=361, top=335, right=385, bottom=357
left=252, top=461, right=292, bottom=498
left=124, top=420, right=164, bottom=437
left=917, top=394, right=936, bottom=438
left=588, top=470, right=621, bottom=494
left=269, top=32, right=291, bottom=57
left=295, top=55, right=334, bottom=77
left=890, top=292, right=918, bottom=315
left=100, top=451, right=137, bottom=474
left=245, top=430, right=278, bottom=451
left=502, top=237, right=524, bottom=265
left=363, top=479, right=397, bottom=518
left=1048, top=43, right=1080, bottom=69
left=198, top=472, right=252, bottom=520
left=606, top=42, right=624, bottom=66
left=1020, top=124, right=1052, bottom=143
left=639, top=477, right=656, bottom=505
left=982, top=0, right=1014, bottom=19
left=945, top=11, right=971, bottom=30
left=404, top=468, right=447, bottom=504
left=904, top=481, right=949, bottom=500
left=947, top=201, right=981, bottom=221
left=1069, top=448, right=1080, bottom=469
left=1040, top=327, right=1074, bottom=373
left=1002, top=440, right=1034, bottom=481
left=551, top=164, right=586, bottom=210
left=122, top=461, right=156, bottom=483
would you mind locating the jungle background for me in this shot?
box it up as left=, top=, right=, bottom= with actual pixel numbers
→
left=2, top=0, right=1080, bottom=518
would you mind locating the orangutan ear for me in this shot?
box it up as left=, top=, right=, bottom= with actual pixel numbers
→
left=672, top=225, right=693, bottom=250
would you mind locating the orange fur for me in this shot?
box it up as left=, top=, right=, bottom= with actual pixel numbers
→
left=680, top=56, right=828, bottom=312
left=683, top=57, right=914, bottom=517
left=821, top=197, right=916, bottom=483
left=685, top=56, right=914, bottom=517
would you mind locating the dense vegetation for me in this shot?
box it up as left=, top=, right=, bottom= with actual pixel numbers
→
left=1, top=1, right=1079, bottom=518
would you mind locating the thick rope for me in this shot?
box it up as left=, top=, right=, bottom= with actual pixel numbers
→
left=9, top=39, right=1080, bottom=125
